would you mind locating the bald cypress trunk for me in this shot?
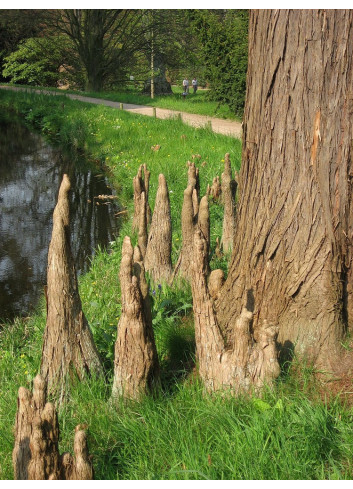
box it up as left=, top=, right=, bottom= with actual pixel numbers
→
left=216, top=10, right=353, bottom=370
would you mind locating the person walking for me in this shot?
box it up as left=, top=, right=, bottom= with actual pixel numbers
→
left=192, top=77, right=198, bottom=93
left=183, top=77, right=189, bottom=94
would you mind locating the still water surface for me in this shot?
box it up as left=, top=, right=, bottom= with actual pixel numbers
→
left=0, top=119, right=121, bottom=320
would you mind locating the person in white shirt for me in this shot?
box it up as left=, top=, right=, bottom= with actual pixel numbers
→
left=183, top=78, right=189, bottom=94
left=192, top=77, right=198, bottom=93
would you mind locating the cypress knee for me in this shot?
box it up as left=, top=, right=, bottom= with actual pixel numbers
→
left=40, top=174, right=103, bottom=402
left=112, top=236, right=159, bottom=400
left=13, top=375, right=93, bottom=480
left=144, top=174, right=173, bottom=283
left=191, top=228, right=280, bottom=394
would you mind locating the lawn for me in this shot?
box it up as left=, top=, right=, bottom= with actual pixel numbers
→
left=1, top=83, right=240, bottom=120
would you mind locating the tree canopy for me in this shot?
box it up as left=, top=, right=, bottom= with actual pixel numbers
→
left=0, top=9, right=249, bottom=115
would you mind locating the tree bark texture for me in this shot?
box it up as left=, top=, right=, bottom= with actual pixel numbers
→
left=144, top=174, right=173, bottom=283
left=191, top=229, right=280, bottom=393
left=210, top=176, right=222, bottom=201
left=216, top=10, right=353, bottom=369
left=221, top=153, right=237, bottom=253
left=112, top=237, right=160, bottom=400
left=13, top=375, right=93, bottom=480
left=132, top=164, right=151, bottom=232
left=173, top=185, right=210, bottom=282
left=40, top=175, right=103, bottom=402
left=138, top=190, right=148, bottom=258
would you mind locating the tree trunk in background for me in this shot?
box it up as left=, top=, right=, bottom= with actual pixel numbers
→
left=216, top=10, right=353, bottom=370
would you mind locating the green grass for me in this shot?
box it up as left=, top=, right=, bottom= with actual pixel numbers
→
left=1, top=83, right=240, bottom=120
left=1, top=315, right=353, bottom=480
left=0, top=88, right=353, bottom=480
left=76, top=85, right=240, bottom=120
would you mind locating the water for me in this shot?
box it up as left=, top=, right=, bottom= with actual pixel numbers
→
left=0, top=118, right=122, bottom=320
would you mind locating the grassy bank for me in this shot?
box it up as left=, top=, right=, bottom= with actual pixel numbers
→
left=1, top=83, right=240, bottom=120
left=71, top=85, right=240, bottom=120
left=0, top=89, right=353, bottom=480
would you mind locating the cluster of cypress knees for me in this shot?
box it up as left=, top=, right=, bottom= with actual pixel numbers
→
left=13, top=155, right=279, bottom=479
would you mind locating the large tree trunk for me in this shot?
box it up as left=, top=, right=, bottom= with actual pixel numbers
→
left=216, top=10, right=353, bottom=370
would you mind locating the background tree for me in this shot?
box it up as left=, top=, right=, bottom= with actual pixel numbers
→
left=2, top=37, right=71, bottom=87
left=140, top=10, right=201, bottom=95
left=0, top=10, right=45, bottom=81
left=215, top=9, right=353, bottom=372
left=188, top=9, right=248, bottom=117
left=44, top=9, right=149, bottom=91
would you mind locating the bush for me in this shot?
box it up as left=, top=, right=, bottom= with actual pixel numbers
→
left=189, top=10, right=248, bottom=117
left=2, top=36, right=73, bottom=87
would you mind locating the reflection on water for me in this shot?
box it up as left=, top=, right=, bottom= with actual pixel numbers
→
left=0, top=119, right=121, bottom=320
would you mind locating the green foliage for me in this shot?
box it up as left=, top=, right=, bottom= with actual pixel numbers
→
left=0, top=9, right=45, bottom=79
left=189, top=9, right=249, bottom=117
left=45, top=10, right=150, bottom=91
left=2, top=37, right=69, bottom=86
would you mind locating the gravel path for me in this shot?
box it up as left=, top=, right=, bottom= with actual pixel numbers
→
left=0, top=85, right=242, bottom=139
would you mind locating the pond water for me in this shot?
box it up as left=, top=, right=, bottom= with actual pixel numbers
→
left=0, top=118, right=121, bottom=320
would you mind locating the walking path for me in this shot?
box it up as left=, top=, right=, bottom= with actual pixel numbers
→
left=0, top=85, right=242, bottom=139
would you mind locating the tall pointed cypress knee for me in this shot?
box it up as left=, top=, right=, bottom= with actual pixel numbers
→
left=40, top=175, right=103, bottom=402
left=173, top=187, right=210, bottom=282
left=138, top=191, right=148, bottom=258
left=144, top=174, right=173, bottom=283
left=112, top=237, right=159, bottom=400
left=132, top=164, right=151, bottom=231
left=210, top=176, right=222, bottom=201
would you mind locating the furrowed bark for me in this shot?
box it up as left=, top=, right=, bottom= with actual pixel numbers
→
left=138, top=191, right=148, bottom=258
left=173, top=185, right=196, bottom=280
left=40, top=174, right=103, bottom=403
left=187, top=161, right=200, bottom=200
left=173, top=183, right=210, bottom=282
left=144, top=174, right=173, bottom=283
left=216, top=10, right=353, bottom=370
left=191, top=229, right=280, bottom=393
left=132, top=164, right=151, bottom=231
left=221, top=153, right=237, bottom=253
left=112, top=236, right=159, bottom=400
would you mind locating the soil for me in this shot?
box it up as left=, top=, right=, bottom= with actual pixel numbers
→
left=0, top=86, right=243, bottom=139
